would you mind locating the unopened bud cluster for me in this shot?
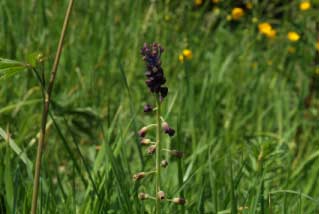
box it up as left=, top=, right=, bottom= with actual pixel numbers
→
left=141, top=43, right=167, bottom=100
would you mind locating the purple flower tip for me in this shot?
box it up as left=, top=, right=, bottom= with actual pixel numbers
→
left=141, top=43, right=168, bottom=100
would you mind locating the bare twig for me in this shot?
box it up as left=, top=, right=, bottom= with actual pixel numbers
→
left=31, top=1, right=75, bottom=213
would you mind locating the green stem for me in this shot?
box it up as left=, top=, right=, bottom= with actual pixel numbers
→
left=155, top=95, right=161, bottom=214
left=31, top=1, right=74, bottom=213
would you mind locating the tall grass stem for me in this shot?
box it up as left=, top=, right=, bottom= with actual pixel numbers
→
left=31, top=1, right=74, bottom=213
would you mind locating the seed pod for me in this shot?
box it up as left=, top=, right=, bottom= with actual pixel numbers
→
left=170, top=150, right=183, bottom=158
left=138, top=192, right=149, bottom=200
left=140, top=138, right=151, bottom=145
left=133, top=172, right=145, bottom=181
left=157, top=191, right=165, bottom=200
left=147, top=145, right=156, bottom=154
left=138, top=127, right=148, bottom=137
left=161, top=160, right=168, bottom=168
left=172, top=197, right=186, bottom=205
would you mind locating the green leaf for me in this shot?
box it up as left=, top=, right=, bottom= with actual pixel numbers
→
left=0, top=58, right=28, bottom=81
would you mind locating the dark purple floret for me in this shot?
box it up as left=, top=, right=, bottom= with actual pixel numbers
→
left=162, top=122, right=175, bottom=137
left=160, top=87, right=168, bottom=98
left=141, top=43, right=168, bottom=99
left=166, top=128, right=175, bottom=137
left=144, top=104, right=153, bottom=113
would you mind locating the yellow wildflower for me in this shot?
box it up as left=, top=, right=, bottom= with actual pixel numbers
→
left=258, top=22, right=272, bottom=34
left=287, top=32, right=300, bottom=42
left=258, top=22, right=276, bottom=39
left=182, top=49, right=192, bottom=60
left=316, top=40, right=319, bottom=51
left=178, top=54, right=184, bottom=63
left=267, top=29, right=276, bottom=38
left=194, top=0, right=203, bottom=6
left=231, top=7, right=244, bottom=20
left=246, top=2, right=253, bottom=9
left=299, top=1, right=311, bottom=11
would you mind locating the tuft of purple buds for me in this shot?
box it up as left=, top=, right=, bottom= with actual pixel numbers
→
left=162, top=122, right=175, bottom=137
left=144, top=104, right=153, bottom=113
left=141, top=43, right=168, bottom=100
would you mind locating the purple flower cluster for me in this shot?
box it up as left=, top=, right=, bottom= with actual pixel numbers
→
left=135, top=43, right=185, bottom=207
left=141, top=43, right=168, bottom=100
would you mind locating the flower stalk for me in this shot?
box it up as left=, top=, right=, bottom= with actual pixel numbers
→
left=155, top=96, right=162, bottom=214
left=136, top=43, right=185, bottom=213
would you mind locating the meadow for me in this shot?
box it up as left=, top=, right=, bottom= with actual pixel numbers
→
left=1, top=0, right=319, bottom=213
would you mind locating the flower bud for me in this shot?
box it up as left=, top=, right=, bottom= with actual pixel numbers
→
left=162, top=122, right=175, bottom=137
left=170, top=150, right=183, bottom=158
left=138, top=192, right=149, bottom=200
left=133, top=172, right=145, bottom=181
left=161, top=160, right=168, bottom=168
left=140, top=138, right=151, bottom=145
left=157, top=191, right=165, bottom=200
left=172, top=197, right=186, bottom=205
left=144, top=104, right=153, bottom=113
left=138, top=127, right=148, bottom=137
left=147, top=145, right=156, bottom=154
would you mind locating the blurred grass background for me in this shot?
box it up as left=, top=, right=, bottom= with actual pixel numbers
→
left=1, top=0, right=319, bottom=213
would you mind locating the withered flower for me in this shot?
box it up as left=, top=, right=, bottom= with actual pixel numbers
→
left=157, top=191, right=165, bottom=200
left=133, top=172, right=146, bottom=181
left=172, top=197, right=186, bottom=205
left=147, top=145, right=157, bottom=154
left=170, top=150, right=183, bottom=158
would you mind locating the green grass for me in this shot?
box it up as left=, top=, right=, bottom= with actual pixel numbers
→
left=1, top=0, right=319, bottom=213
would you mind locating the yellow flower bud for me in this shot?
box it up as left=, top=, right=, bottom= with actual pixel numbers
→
left=287, top=32, right=300, bottom=42
left=182, top=49, right=192, bottom=60
left=231, top=7, right=244, bottom=20
left=299, top=1, right=311, bottom=11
